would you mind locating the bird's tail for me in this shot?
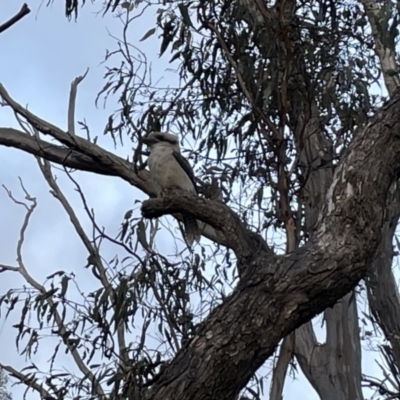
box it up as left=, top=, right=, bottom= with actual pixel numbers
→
left=183, top=215, right=201, bottom=247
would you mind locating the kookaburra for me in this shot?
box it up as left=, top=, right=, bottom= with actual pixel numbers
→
left=142, top=131, right=201, bottom=246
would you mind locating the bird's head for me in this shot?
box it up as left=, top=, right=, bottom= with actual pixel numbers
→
left=142, top=131, right=180, bottom=152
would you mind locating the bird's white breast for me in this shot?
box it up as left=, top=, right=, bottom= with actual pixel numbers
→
left=148, top=144, right=195, bottom=196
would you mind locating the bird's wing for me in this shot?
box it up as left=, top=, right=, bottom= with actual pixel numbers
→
left=172, top=151, right=198, bottom=193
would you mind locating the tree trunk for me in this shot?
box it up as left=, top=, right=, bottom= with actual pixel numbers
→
left=295, top=293, right=362, bottom=400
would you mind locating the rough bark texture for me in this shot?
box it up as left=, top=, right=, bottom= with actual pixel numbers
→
left=366, top=182, right=400, bottom=368
left=139, top=90, right=400, bottom=399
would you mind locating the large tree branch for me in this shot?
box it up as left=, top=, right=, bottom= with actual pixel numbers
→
left=0, top=84, right=152, bottom=193
left=0, top=128, right=133, bottom=178
left=2, top=82, right=400, bottom=398
left=360, top=0, right=400, bottom=373
left=291, top=103, right=362, bottom=399
left=140, top=90, right=400, bottom=399
left=141, top=192, right=268, bottom=265
left=236, top=1, right=361, bottom=396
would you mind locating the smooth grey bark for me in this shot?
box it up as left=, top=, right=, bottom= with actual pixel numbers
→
left=295, top=293, right=362, bottom=400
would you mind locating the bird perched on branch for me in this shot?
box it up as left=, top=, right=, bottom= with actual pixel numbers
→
left=142, top=131, right=201, bottom=246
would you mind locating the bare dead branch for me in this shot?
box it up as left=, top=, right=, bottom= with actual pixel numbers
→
left=2, top=183, right=31, bottom=211
left=0, top=128, right=139, bottom=178
left=68, top=70, right=89, bottom=135
left=0, top=3, right=30, bottom=34
left=0, top=264, right=19, bottom=273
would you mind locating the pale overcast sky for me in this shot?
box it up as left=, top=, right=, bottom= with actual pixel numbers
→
left=0, top=2, right=387, bottom=400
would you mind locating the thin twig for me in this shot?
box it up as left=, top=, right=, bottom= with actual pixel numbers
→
left=0, top=265, right=19, bottom=272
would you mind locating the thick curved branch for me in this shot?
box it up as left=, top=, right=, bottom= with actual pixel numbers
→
left=3, top=81, right=400, bottom=398
left=0, top=126, right=232, bottom=247
left=141, top=192, right=264, bottom=263
left=142, top=91, right=400, bottom=399
left=206, top=2, right=361, bottom=397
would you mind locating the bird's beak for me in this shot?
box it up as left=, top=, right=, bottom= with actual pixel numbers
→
left=142, top=137, right=158, bottom=146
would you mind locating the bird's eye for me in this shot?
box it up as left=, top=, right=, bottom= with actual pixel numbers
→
left=156, top=135, right=164, bottom=141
